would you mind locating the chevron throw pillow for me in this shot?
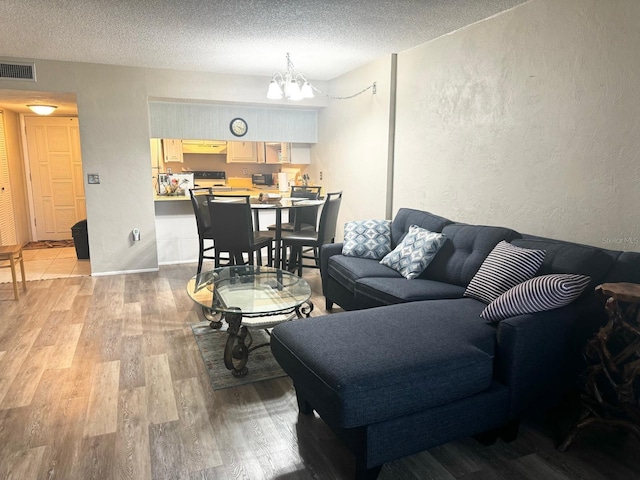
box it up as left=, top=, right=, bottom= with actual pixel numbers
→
left=464, top=241, right=546, bottom=304
left=342, top=219, right=392, bottom=260
left=380, top=225, right=446, bottom=279
left=481, top=273, right=591, bottom=322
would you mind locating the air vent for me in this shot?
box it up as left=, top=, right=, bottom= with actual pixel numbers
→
left=0, top=62, right=36, bottom=81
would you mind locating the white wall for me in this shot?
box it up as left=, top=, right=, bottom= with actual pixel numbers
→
left=0, top=60, right=327, bottom=274
left=313, top=55, right=395, bottom=240
left=394, top=0, right=640, bottom=252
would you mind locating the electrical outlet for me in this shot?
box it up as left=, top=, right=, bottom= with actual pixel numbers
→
left=319, top=171, right=323, bottom=180
left=242, top=168, right=248, bottom=175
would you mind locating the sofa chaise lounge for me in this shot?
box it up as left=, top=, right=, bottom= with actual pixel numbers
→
left=270, top=208, right=640, bottom=479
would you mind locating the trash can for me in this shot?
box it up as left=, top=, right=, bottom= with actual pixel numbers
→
left=71, top=219, right=90, bottom=259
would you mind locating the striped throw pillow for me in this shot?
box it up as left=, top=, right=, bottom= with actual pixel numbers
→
left=481, top=274, right=591, bottom=322
left=464, top=241, right=545, bottom=304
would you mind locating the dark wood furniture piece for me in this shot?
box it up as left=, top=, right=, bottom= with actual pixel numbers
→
left=189, top=187, right=216, bottom=274
left=206, top=195, right=274, bottom=267
left=267, top=185, right=322, bottom=232
left=282, top=191, right=343, bottom=277
left=558, top=282, right=640, bottom=451
left=250, top=197, right=326, bottom=269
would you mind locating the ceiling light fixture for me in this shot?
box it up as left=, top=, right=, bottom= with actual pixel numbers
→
left=267, top=53, right=376, bottom=101
left=267, top=53, right=313, bottom=101
left=27, top=105, right=57, bottom=115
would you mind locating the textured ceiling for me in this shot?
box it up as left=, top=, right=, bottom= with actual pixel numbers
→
left=0, top=0, right=527, bottom=81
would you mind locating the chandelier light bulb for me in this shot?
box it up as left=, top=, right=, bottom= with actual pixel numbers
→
left=286, top=79, right=302, bottom=100
left=300, top=82, right=314, bottom=99
left=267, top=80, right=283, bottom=99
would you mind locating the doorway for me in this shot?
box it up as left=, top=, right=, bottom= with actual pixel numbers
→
left=24, top=116, right=86, bottom=241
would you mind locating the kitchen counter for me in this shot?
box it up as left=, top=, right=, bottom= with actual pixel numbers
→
left=154, top=187, right=286, bottom=201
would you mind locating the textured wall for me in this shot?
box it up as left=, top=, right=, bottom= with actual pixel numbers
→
left=314, top=55, right=394, bottom=240
left=394, top=0, right=640, bottom=251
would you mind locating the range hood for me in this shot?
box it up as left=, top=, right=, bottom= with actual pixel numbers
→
left=182, top=140, right=227, bottom=154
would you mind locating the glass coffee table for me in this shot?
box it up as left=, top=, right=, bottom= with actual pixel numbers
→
left=187, top=265, right=314, bottom=377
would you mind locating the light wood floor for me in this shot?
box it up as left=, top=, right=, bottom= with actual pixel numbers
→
left=0, top=247, right=90, bottom=285
left=0, top=263, right=639, bottom=480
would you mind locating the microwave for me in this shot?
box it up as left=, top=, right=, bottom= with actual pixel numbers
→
left=252, top=173, right=273, bottom=186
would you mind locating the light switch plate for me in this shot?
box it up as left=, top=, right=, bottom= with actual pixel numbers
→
left=87, top=174, right=100, bottom=184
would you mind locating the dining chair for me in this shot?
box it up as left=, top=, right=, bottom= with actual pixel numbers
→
left=267, top=185, right=322, bottom=233
left=206, top=194, right=274, bottom=267
left=281, top=191, right=343, bottom=276
left=190, top=187, right=219, bottom=274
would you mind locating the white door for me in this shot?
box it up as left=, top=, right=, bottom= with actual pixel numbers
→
left=25, top=116, right=86, bottom=241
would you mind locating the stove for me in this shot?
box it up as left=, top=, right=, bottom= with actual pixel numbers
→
left=192, top=171, right=232, bottom=191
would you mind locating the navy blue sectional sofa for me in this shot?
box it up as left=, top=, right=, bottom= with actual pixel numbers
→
left=271, top=208, right=640, bottom=479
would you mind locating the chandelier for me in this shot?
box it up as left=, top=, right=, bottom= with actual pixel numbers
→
left=267, top=53, right=314, bottom=100
left=266, top=53, right=377, bottom=101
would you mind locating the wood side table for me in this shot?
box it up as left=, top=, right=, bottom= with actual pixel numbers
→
left=558, top=282, right=640, bottom=451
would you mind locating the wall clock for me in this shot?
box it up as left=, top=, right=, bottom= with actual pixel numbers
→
left=230, top=117, right=248, bottom=137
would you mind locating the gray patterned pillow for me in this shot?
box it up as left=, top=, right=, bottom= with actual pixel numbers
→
left=342, top=219, right=392, bottom=260
left=379, top=225, right=446, bottom=279
left=481, top=274, right=591, bottom=322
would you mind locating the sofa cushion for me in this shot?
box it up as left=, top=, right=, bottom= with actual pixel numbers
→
left=271, top=298, right=496, bottom=428
left=327, top=255, right=402, bottom=293
left=342, top=219, right=392, bottom=260
left=604, top=251, right=640, bottom=284
left=424, top=224, right=521, bottom=287
left=391, top=208, right=453, bottom=248
left=511, top=237, right=614, bottom=292
left=464, top=241, right=545, bottom=304
left=355, top=277, right=466, bottom=307
left=481, top=274, right=591, bottom=322
left=380, top=226, right=447, bottom=279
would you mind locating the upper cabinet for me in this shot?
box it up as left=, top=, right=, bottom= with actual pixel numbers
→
left=290, top=144, right=311, bottom=164
left=182, top=140, right=227, bottom=155
left=151, top=138, right=311, bottom=165
left=226, top=141, right=265, bottom=163
left=265, top=143, right=288, bottom=164
left=162, top=139, right=183, bottom=163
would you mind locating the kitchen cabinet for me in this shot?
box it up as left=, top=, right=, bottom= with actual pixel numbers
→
left=162, top=138, right=183, bottom=163
left=264, top=142, right=311, bottom=164
left=290, top=144, right=311, bottom=164
left=227, top=141, right=265, bottom=163
left=182, top=140, right=227, bottom=154
left=265, top=142, right=291, bottom=164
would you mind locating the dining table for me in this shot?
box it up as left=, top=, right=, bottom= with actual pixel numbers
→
left=249, top=197, right=325, bottom=269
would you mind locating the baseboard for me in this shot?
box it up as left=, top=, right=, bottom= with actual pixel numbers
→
left=158, top=259, right=197, bottom=266
left=91, top=267, right=160, bottom=276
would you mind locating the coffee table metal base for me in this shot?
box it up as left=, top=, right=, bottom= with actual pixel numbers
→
left=221, top=302, right=314, bottom=377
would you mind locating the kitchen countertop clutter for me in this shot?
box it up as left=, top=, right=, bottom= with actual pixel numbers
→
left=154, top=168, right=310, bottom=200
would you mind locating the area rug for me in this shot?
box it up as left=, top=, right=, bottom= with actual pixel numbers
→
left=191, top=321, right=287, bottom=390
left=23, top=239, right=74, bottom=250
